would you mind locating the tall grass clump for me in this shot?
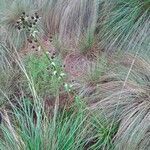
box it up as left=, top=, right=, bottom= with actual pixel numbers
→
left=0, top=97, right=87, bottom=150
left=0, top=0, right=44, bottom=50
left=87, top=53, right=150, bottom=150
left=42, top=0, right=102, bottom=47
left=0, top=93, right=117, bottom=150
left=0, top=48, right=118, bottom=149
left=99, top=0, right=150, bottom=53
left=1, top=0, right=150, bottom=150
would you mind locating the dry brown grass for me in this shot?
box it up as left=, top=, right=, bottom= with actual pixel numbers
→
left=42, top=0, right=99, bottom=47
left=73, top=53, right=150, bottom=149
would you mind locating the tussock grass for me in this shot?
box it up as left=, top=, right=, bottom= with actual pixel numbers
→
left=42, top=0, right=101, bottom=47
left=0, top=86, right=116, bottom=150
left=0, top=98, right=88, bottom=150
left=0, top=0, right=44, bottom=50
left=99, top=0, right=150, bottom=52
left=0, top=0, right=150, bottom=150
left=0, top=47, right=117, bottom=149
left=82, top=54, right=150, bottom=150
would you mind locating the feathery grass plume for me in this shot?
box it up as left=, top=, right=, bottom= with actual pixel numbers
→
left=87, top=53, right=150, bottom=150
left=99, top=0, right=150, bottom=52
left=0, top=0, right=43, bottom=50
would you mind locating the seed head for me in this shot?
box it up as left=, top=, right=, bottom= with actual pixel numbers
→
left=17, top=26, right=21, bottom=30
left=34, top=39, right=38, bottom=42
left=21, top=17, right=25, bottom=21
left=31, top=16, right=34, bottom=19
left=27, top=39, right=32, bottom=43
left=22, top=12, right=25, bottom=15
left=32, top=45, right=35, bottom=49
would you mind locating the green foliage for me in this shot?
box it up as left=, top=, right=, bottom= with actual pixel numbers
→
left=100, top=0, right=150, bottom=52
left=0, top=0, right=43, bottom=50
left=79, top=29, right=95, bottom=54
left=83, top=54, right=109, bottom=85
left=0, top=96, right=117, bottom=150
left=88, top=114, right=118, bottom=150
left=0, top=1, right=150, bottom=150
left=0, top=98, right=87, bottom=150
left=25, top=53, right=66, bottom=96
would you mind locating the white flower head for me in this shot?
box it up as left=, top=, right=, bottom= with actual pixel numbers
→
left=46, top=51, right=49, bottom=54
left=69, top=84, right=73, bottom=88
left=60, top=72, right=66, bottom=77
left=51, top=62, right=56, bottom=66
left=25, top=16, right=28, bottom=21
left=53, top=71, right=57, bottom=75
left=64, top=83, right=72, bottom=91
left=58, top=76, right=61, bottom=80
left=38, top=46, right=41, bottom=51
left=32, top=30, right=38, bottom=38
